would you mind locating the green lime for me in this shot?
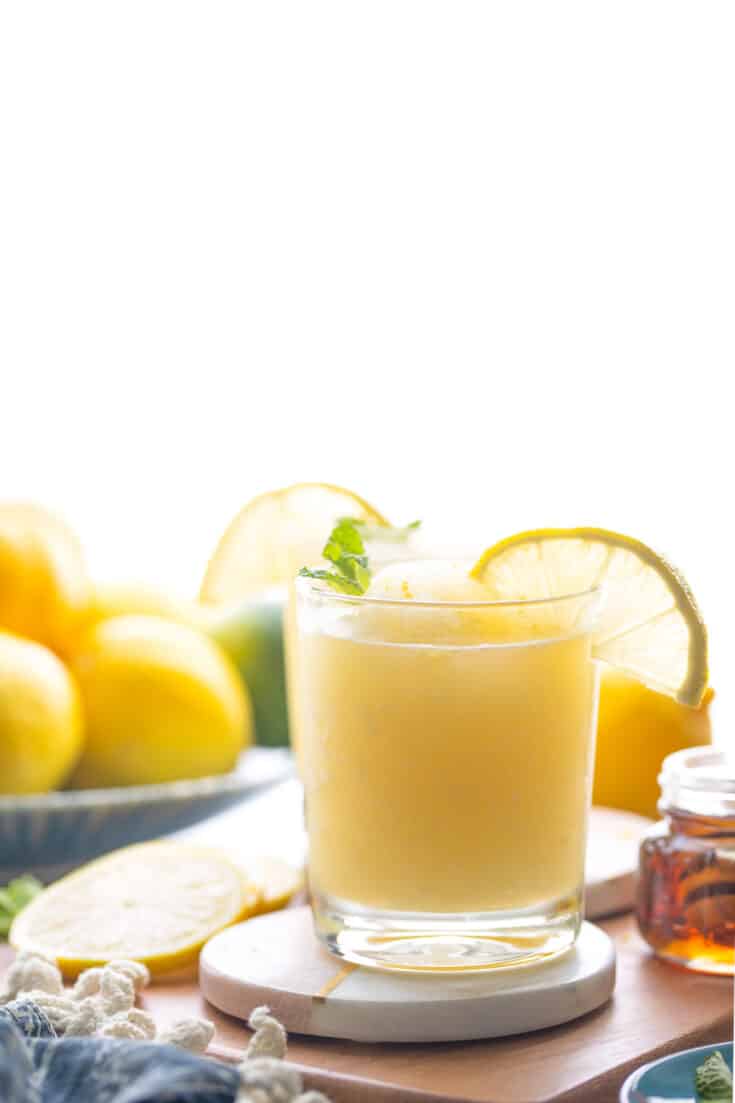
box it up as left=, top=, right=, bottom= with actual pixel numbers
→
left=206, top=596, right=289, bottom=748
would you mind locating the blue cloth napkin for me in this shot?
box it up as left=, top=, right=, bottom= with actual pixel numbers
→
left=0, top=1001, right=240, bottom=1103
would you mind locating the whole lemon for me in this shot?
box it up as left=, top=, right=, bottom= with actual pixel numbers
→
left=70, top=615, right=251, bottom=788
left=0, top=503, right=90, bottom=656
left=70, top=583, right=205, bottom=644
left=0, top=630, right=84, bottom=793
left=593, top=668, right=713, bottom=819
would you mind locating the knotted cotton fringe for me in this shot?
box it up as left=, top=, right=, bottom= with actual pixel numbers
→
left=1, top=950, right=331, bottom=1102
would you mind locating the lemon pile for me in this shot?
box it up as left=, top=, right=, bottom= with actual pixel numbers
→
left=0, top=491, right=338, bottom=974
left=0, top=504, right=251, bottom=794
left=0, top=485, right=390, bottom=790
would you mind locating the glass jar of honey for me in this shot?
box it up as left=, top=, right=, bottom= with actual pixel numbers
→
left=637, top=747, right=735, bottom=974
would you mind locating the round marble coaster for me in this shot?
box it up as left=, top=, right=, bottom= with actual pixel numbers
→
left=200, top=906, right=616, bottom=1043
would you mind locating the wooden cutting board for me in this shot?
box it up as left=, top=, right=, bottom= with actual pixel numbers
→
left=120, top=914, right=731, bottom=1103
left=1, top=797, right=728, bottom=1101
left=1, top=918, right=731, bottom=1101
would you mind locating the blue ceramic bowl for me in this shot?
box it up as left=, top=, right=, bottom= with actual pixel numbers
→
left=0, top=748, right=294, bottom=882
left=620, top=1041, right=733, bottom=1102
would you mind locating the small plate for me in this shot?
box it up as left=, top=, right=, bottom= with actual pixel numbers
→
left=620, top=1041, right=733, bottom=1102
left=0, top=748, right=293, bottom=882
left=201, top=908, right=617, bottom=1043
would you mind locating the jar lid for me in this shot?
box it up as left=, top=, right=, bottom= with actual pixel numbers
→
left=659, top=747, right=735, bottom=817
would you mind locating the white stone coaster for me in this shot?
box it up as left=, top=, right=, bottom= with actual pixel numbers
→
left=200, top=906, right=616, bottom=1043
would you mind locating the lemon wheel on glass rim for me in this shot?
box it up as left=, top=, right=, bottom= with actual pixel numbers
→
left=472, top=527, right=708, bottom=706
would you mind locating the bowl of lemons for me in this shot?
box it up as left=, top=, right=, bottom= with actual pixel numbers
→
left=0, top=503, right=293, bottom=882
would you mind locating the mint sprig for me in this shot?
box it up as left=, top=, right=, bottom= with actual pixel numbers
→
left=299, top=518, right=372, bottom=595
left=695, top=1051, right=733, bottom=1102
left=0, top=875, right=43, bottom=938
left=299, top=516, right=422, bottom=596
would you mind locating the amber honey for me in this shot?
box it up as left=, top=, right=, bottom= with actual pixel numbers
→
left=636, top=748, right=735, bottom=975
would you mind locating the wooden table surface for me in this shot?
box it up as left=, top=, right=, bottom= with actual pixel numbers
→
left=2, top=783, right=732, bottom=1102
left=129, top=912, right=731, bottom=1103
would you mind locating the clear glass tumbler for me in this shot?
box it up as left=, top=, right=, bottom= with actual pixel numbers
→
left=293, top=575, right=603, bottom=972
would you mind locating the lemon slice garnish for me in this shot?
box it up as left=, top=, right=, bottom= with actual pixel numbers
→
left=241, top=856, right=304, bottom=914
left=471, top=527, right=708, bottom=706
left=10, top=842, right=259, bottom=979
left=200, top=483, right=388, bottom=603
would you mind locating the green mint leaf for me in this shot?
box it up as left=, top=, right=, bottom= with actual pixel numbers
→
left=324, top=518, right=366, bottom=561
left=0, top=875, right=43, bottom=939
left=299, top=518, right=374, bottom=595
left=336, top=556, right=371, bottom=591
left=353, top=560, right=371, bottom=591
left=696, top=1051, right=733, bottom=1101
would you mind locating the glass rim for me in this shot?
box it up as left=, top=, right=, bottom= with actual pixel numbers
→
left=294, top=573, right=605, bottom=611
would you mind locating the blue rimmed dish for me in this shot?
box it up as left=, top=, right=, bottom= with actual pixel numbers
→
left=0, top=748, right=293, bottom=882
left=620, top=1041, right=733, bottom=1102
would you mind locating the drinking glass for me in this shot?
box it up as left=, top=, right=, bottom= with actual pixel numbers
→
left=293, top=576, right=603, bottom=971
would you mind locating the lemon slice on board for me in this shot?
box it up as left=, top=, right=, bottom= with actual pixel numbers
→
left=471, top=528, right=708, bottom=706
left=10, top=843, right=260, bottom=979
left=241, top=856, right=304, bottom=914
left=201, top=483, right=388, bottom=603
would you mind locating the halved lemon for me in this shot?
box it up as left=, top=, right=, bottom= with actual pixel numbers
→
left=201, top=483, right=388, bottom=603
left=242, top=856, right=304, bottom=914
left=471, top=528, right=708, bottom=706
left=10, top=842, right=260, bottom=979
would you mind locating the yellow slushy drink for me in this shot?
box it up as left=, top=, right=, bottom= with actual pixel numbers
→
left=294, top=559, right=601, bottom=971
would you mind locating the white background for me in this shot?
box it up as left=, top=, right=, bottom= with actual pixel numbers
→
left=1, top=3, right=733, bottom=729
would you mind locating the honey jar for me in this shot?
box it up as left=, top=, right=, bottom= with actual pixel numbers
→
left=637, top=747, right=735, bottom=974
